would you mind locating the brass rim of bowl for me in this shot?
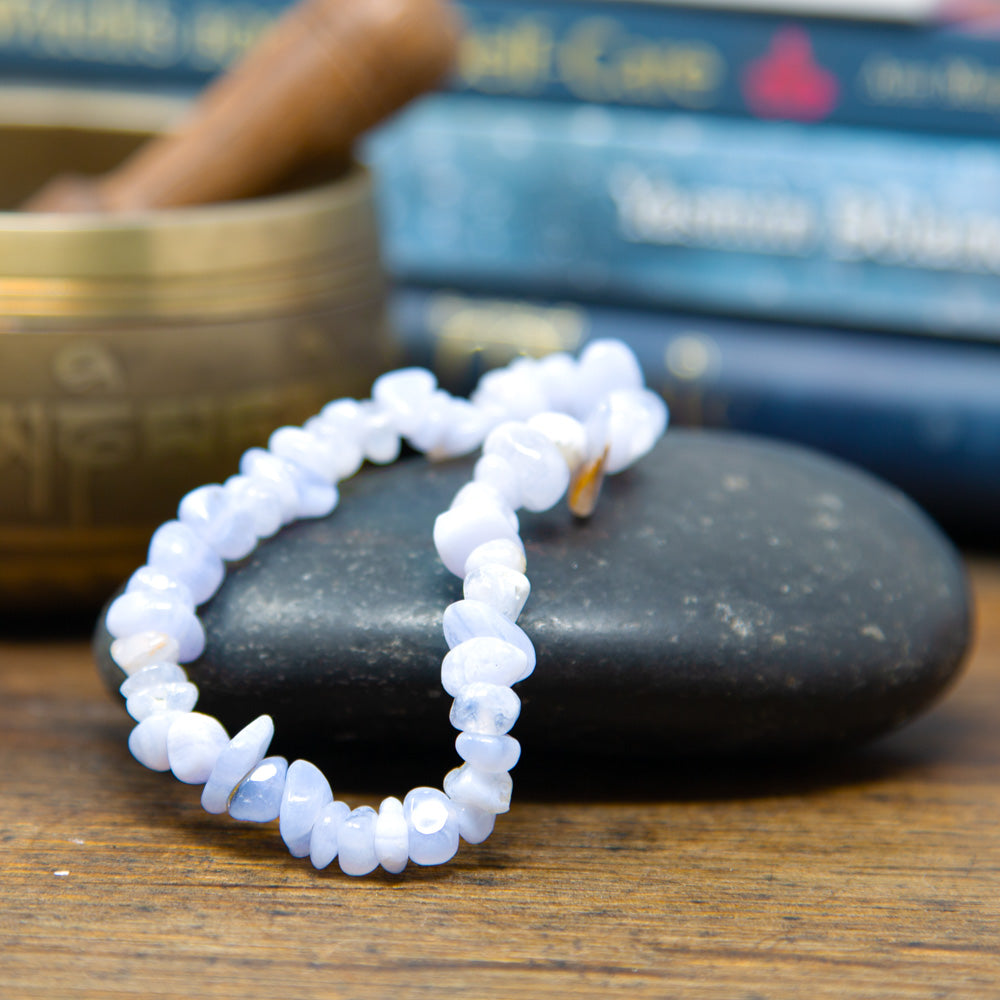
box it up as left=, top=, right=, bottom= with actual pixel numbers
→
left=0, top=87, right=382, bottom=317
left=0, top=170, right=378, bottom=277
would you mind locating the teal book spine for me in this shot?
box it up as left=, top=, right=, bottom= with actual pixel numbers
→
left=452, top=0, right=1000, bottom=138
left=364, top=94, right=1000, bottom=340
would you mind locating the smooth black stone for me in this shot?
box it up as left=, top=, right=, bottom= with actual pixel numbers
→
left=94, top=430, right=970, bottom=762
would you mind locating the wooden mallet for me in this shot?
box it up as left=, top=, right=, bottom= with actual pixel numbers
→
left=22, top=0, right=461, bottom=213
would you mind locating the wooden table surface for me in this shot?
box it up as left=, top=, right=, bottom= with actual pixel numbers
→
left=2, top=562, right=999, bottom=999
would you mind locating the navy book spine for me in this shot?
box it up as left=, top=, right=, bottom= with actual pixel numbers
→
left=363, top=94, right=1000, bottom=341
left=6, top=0, right=1000, bottom=138
left=390, top=284, right=1000, bottom=537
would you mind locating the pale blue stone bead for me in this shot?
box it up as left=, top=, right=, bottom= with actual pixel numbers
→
left=110, top=631, right=181, bottom=675
left=119, top=661, right=187, bottom=698
left=473, top=397, right=512, bottom=437
left=224, top=475, right=283, bottom=539
left=338, top=806, right=379, bottom=876
left=456, top=732, right=521, bottom=773
left=283, top=457, right=339, bottom=519
left=303, top=414, right=366, bottom=468
left=433, top=504, right=520, bottom=578
left=201, top=715, right=275, bottom=814
left=450, top=682, right=520, bottom=735
left=597, top=391, right=642, bottom=476
left=472, top=364, right=548, bottom=421
left=441, top=637, right=529, bottom=697
left=241, top=447, right=335, bottom=522
left=406, top=388, right=454, bottom=454
left=279, top=760, right=334, bottom=858
left=442, top=600, right=536, bottom=677
left=508, top=355, right=552, bottom=401
left=463, top=563, right=531, bottom=621
left=573, top=338, right=644, bottom=418
left=371, top=367, right=437, bottom=436
left=238, top=449, right=300, bottom=523
left=147, top=520, right=225, bottom=605
left=229, top=755, right=288, bottom=823
left=535, top=351, right=580, bottom=415
left=402, top=787, right=459, bottom=867
left=463, top=538, right=527, bottom=578
left=590, top=388, right=669, bottom=474
left=309, top=800, right=351, bottom=870
left=316, top=399, right=400, bottom=465
left=527, top=411, right=588, bottom=474
left=175, top=629, right=206, bottom=668
left=444, top=764, right=513, bottom=815
left=358, top=402, right=400, bottom=464
left=437, top=398, right=490, bottom=458
left=583, top=399, right=611, bottom=466
left=411, top=390, right=487, bottom=457
left=317, top=398, right=367, bottom=436
left=270, top=424, right=335, bottom=478
left=374, top=797, right=409, bottom=874
left=167, top=712, right=229, bottom=784
left=105, top=588, right=182, bottom=638
left=271, top=424, right=363, bottom=483
left=128, top=711, right=184, bottom=771
left=483, top=421, right=569, bottom=512
left=454, top=802, right=496, bottom=845
left=472, top=453, right=521, bottom=508
left=106, top=589, right=205, bottom=663
left=240, top=449, right=337, bottom=520
left=125, top=566, right=194, bottom=610
left=450, top=482, right=518, bottom=534
left=125, top=680, right=199, bottom=721
left=178, top=484, right=257, bottom=560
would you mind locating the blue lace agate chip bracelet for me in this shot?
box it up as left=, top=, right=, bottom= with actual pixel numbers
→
left=104, top=339, right=667, bottom=875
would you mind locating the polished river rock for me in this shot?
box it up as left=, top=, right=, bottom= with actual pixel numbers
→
left=94, top=430, right=971, bottom=765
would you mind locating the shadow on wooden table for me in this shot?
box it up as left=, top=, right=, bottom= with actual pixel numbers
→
left=94, top=685, right=976, bottom=810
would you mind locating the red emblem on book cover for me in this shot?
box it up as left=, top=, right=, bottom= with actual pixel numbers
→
left=741, top=26, right=839, bottom=123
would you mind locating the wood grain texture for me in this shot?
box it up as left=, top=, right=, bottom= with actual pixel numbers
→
left=2, top=562, right=999, bottom=999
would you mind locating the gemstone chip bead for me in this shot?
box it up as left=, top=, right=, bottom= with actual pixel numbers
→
left=229, top=756, right=289, bottom=823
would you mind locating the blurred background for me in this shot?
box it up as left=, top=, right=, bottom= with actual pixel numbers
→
left=1, top=0, right=999, bottom=614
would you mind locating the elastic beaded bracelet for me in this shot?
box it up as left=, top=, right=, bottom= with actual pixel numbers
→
left=104, top=339, right=668, bottom=876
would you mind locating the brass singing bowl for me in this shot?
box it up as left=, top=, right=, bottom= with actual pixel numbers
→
left=0, top=87, right=391, bottom=613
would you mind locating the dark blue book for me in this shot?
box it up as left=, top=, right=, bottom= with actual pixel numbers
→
left=364, top=94, right=1000, bottom=340
left=390, top=284, right=1000, bottom=538
left=7, top=0, right=1000, bottom=139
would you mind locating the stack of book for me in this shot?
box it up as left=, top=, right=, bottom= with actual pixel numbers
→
left=362, top=0, right=1000, bottom=539
left=2, top=0, right=999, bottom=536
